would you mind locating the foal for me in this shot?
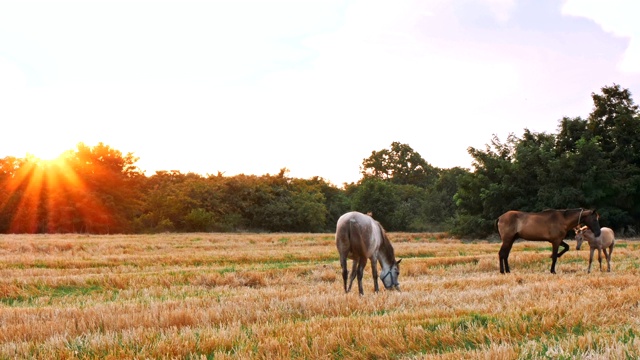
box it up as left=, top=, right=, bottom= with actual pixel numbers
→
left=575, top=226, right=615, bottom=273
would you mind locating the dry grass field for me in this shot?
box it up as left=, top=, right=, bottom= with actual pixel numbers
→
left=1, top=232, right=640, bottom=359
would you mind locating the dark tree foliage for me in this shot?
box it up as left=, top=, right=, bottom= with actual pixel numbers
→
left=350, top=178, right=430, bottom=231
left=304, top=176, right=351, bottom=232
left=423, top=167, right=468, bottom=231
left=452, top=134, right=518, bottom=237
left=135, top=169, right=332, bottom=233
left=588, top=84, right=640, bottom=157
left=453, top=84, right=640, bottom=238
left=556, top=116, right=589, bottom=153
left=353, top=142, right=466, bottom=232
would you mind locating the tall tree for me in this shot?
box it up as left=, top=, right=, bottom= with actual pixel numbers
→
left=587, top=84, right=640, bottom=158
left=61, top=143, right=144, bottom=233
left=452, top=134, right=519, bottom=237
left=555, top=116, right=589, bottom=154
left=360, top=142, right=438, bottom=188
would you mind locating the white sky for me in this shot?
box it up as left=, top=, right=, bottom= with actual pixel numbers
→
left=1, top=0, right=640, bottom=186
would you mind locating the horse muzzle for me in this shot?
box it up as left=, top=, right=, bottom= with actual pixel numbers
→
left=383, top=283, right=400, bottom=291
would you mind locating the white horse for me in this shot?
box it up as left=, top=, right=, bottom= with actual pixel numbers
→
left=575, top=226, right=615, bottom=273
left=335, top=211, right=401, bottom=295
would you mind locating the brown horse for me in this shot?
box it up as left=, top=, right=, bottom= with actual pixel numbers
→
left=336, top=211, right=401, bottom=295
left=497, top=208, right=601, bottom=274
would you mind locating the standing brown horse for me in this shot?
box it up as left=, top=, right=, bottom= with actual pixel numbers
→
left=497, top=208, right=601, bottom=274
left=336, top=211, right=401, bottom=295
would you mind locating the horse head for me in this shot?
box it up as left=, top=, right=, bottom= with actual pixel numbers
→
left=582, top=209, right=601, bottom=237
left=380, top=259, right=401, bottom=291
left=574, top=225, right=589, bottom=250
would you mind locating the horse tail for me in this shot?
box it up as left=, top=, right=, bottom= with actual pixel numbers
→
left=347, top=217, right=354, bottom=241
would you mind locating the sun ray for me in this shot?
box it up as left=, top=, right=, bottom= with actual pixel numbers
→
left=7, top=160, right=45, bottom=233
left=1, top=153, right=114, bottom=234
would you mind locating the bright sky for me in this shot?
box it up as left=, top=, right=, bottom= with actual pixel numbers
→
left=2, top=0, right=640, bottom=186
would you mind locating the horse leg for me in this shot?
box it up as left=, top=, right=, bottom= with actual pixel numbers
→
left=607, top=245, right=613, bottom=272
left=356, top=258, right=367, bottom=296
left=370, top=256, right=380, bottom=293
left=340, top=256, right=349, bottom=293
left=549, top=243, right=559, bottom=274
left=597, top=248, right=603, bottom=272
left=588, top=248, right=594, bottom=273
left=602, top=248, right=609, bottom=272
left=499, top=239, right=514, bottom=274
left=557, top=240, right=570, bottom=258
left=347, top=259, right=358, bottom=292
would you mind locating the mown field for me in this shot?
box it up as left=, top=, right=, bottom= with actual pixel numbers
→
left=1, top=233, right=640, bottom=359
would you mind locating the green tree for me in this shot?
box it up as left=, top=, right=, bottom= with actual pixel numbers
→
left=555, top=116, right=590, bottom=154
left=350, top=178, right=402, bottom=230
left=587, top=84, right=640, bottom=157
left=350, top=178, right=431, bottom=231
left=64, top=143, right=144, bottom=233
left=452, top=134, right=518, bottom=238
left=304, top=176, right=350, bottom=231
left=585, top=84, right=640, bottom=231
left=135, top=170, right=192, bottom=232
left=361, top=142, right=438, bottom=187
left=422, top=167, right=468, bottom=231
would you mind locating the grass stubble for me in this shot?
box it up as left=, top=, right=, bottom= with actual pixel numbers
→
left=1, top=233, right=640, bottom=359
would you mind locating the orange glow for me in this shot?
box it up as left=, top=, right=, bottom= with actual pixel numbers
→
left=1, top=154, right=113, bottom=233
left=7, top=161, right=44, bottom=233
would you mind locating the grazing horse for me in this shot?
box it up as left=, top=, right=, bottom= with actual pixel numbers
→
left=575, top=226, right=615, bottom=273
left=335, top=211, right=401, bottom=295
left=497, top=208, right=601, bottom=274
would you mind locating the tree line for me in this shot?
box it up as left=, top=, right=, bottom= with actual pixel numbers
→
left=1, top=84, right=639, bottom=237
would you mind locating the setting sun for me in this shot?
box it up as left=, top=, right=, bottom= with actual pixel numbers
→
left=1, top=144, right=118, bottom=233
left=25, top=144, right=69, bottom=162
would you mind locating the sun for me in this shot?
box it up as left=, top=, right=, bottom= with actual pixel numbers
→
left=4, top=145, right=111, bottom=233
left=25, top=144, right=70, bottom=162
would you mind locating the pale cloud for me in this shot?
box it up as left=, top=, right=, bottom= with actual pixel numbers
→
left=483, top=0, right=516, bottom=23
left=562, top=0, right=640, bottom=73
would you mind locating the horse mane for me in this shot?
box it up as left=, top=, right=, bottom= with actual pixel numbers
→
left=540, top=208, right=589, bottom=218
left=540, top=208, right=584, bottom=213
left=376, top=221, right=396, bottom=260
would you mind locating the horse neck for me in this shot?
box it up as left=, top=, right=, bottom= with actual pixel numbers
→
left=582, top=230, right=597, bottom=245
left=377, top=233, right=396, bottom=269
left=565, top=208, right=586, bottom=229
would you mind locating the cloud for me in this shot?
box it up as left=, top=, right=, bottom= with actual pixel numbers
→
left=562, top=0, right=640, bottom=73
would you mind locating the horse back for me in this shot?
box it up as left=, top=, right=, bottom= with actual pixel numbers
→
left=590, top=227, right=615, bottom=248
left=335, top=211, right=380, bottom=259
left=498, top=210, right=566, bottom=241
left=601, top=227, right=615, bottom=247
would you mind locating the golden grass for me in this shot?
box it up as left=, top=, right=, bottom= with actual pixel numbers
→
left=1, top=233, right=640, bottom=359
